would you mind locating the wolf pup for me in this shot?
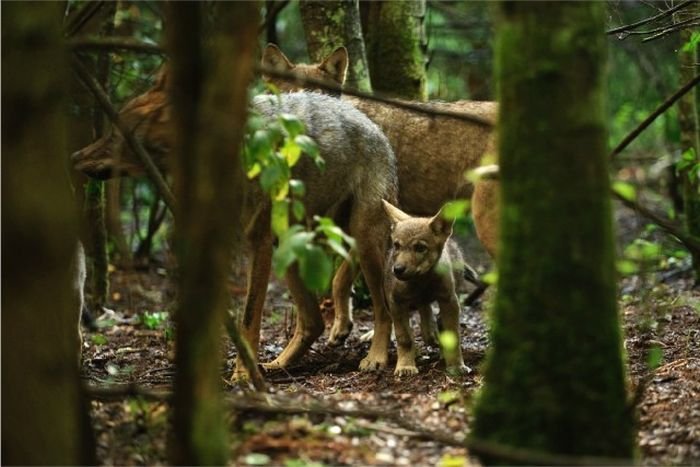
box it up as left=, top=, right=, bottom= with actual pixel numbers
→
left=382, top=200, right=470, bottom=376
left=72, top=73, right=399, bottom=379
left=262, top=44, right=498, bottom=345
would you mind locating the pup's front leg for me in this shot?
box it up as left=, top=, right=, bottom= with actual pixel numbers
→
left=438, top=295, right=470, bottom=375
left=389, top=304, right=418, bottom=376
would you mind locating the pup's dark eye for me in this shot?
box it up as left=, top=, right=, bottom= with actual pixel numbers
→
left=393, top=241, right=401, bottom=249
left=414, top=244, right=427, bottom=253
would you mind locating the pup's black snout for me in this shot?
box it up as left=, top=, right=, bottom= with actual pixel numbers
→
left=393, top=264, right=406, bottom=276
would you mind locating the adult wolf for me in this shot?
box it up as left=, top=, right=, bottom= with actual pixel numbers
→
left=262, top=44, right=499, bottom=344
left=72, top=74, right=399, bottom=377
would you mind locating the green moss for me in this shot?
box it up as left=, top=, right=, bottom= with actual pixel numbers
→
left=471, top=3, right=635, bottom=462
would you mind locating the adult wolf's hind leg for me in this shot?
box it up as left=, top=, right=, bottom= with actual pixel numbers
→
left=329, top=259, right=357, bottom=346
left=232, top=214, right=273, bottom=382
left=264, top=265, right=324, bottom=370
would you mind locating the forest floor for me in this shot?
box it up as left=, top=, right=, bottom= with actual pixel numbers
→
left=82, top=202, right=700, bottom=466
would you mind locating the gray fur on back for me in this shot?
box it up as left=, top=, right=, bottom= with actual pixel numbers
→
left=252, top=92, right=398, bottom=218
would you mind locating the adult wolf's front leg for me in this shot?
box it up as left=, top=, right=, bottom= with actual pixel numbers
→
left=352, top=212, right=392, bottom=371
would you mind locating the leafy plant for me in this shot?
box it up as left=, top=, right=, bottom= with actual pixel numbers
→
left=243, top=96, right=355, bottom=292
left=141, top=310, right=169, bottom=330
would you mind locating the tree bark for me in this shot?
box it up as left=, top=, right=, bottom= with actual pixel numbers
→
left=361, top=0, right=427, bottom=100
left=1, top=2, right=95, bottom=464
left=471, top=2, right=635, bottom=461
left=165, top=2, right=259, bottom=464
left=299, top=0, right=372, bottom=92
left=678, top=3, right=700, bottom=279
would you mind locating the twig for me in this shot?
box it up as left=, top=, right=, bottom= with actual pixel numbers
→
left=257, top=65, right=495, bottom=128
left=620, top=15, right=700, bottom=36
left=610, top=73, right=700, bottom=158
left=69, top=36, right=164, bottom=55
left=259, top=0, right=290, bottom=35
left=71, top=56, right=176, bottom=212
left=606, top=0, right=694, bottom=35
left=612, top=190, right=700, bottom=255
left=642, top=20, right=700, bottom=42
left=65, top=1, right=105, bottom=37
left=224, top=311, right=268, bottom=392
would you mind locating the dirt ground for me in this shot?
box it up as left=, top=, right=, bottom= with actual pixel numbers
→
left=82, top=203, right=700, bottom=466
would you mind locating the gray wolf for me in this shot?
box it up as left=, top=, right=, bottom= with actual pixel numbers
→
left=262, top=44, right=498, bottom=344
left=72, top=76, right=399, bottom=377
left=382, top=200, right=470, bottom=376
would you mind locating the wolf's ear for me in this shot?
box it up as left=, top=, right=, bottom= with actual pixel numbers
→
left=382, top=200, right=411, bottom=225
left=261, top=43, right=294, bottom=72
left=319, top=46, right=348, bottom=86
left=429, top=210, right=454, bottom=238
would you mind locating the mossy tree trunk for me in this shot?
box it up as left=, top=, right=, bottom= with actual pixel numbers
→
left=299, top=0, right=372, bottom=92
left=361, top=0, right=427, bottom=100
left=165, top=2, right=259, bottom=464
left=678, top=3, right=700, bottom=280
left=1, top=2, right=95, bottom=464
left=471, top=3, right=635, bottom=462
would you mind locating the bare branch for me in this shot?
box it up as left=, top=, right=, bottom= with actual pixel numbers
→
left=642, top=20, right=700, bottom=42
left=69, top=37, right=164, bottom=55
left=258, top=65, right=495, bottom=128
left=611, top=73, right=700, bottom=158
left=64, top=0, right=105, bottom=37
left=606, top=0, right=694, bottom=35
left=71, top=56, right=177, bottom=212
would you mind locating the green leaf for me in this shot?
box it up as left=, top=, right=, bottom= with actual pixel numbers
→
left=272, top=227, right=313, bottom=278
left=244, top=453, right=271, bottom=466
left=441, top=199, right=470, bottom=220
left=616, top=259, right=638, bottom=276
left=292, top=199, right=305, bottom=221
left=289, top=179, right=306, bottom=197
left=481, top=270, right=498, bottom=285
left=294, top=134, right=320, bottom=159
left=682, top=31, right=700, bottom=53
left=439, top=330, right=458, bottom=354
left=281, top=139, right=302, bottom=167
left=260, top=164, right=284, bottom=193
left=326, top=237, right=351, bottom=262
left=437, top=390, right=460, bottom=405
left=612, top=181, right=636, bottom=201
left=271, top=199, right=290, bottom=236
left=439, top=454, right=468, bottom=467
left=279, top=113, right=305, bottom=138
left=298, top=245, right=333, bottom=292
left=647, top=345, right=663, bottom=370
left=91, top=334, right=108, bottom=346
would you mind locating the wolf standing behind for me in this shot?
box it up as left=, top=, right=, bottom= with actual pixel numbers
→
left=382, top=200, right=470, bottom=376
left=72, top=82, right=400, bottom=377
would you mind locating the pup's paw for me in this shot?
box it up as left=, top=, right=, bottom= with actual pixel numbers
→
left=394, top=365, right=419, bottom=377
left=358, top=355, right=387, bottom=371
left=446, top=363, right=472, bottom=376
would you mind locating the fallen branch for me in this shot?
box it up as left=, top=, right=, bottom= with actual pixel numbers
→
left=71, top=56, right=176, bottom=212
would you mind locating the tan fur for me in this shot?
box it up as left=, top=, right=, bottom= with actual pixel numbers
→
left=382, top=200, right=469, bottom=376
left=261, top=45, right=499, bottom=344
left=71, top=80, right=400, bottom=378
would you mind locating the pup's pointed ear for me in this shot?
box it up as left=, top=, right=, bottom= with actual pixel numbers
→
left=261, top=43, right=294, bottom=71
left=319, top=46, right=348, bottom=86
left=382, top=200, right=411, bottom=225
left=429, top=209, right=454, bottom=238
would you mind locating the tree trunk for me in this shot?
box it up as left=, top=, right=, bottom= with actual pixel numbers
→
left=299, top=0, right=372, bottom=92
left=1, top=2, right=95, bottom=464
left=471, top=3, right=635, bottom=462
left=106, top=178, right=132, bottom=265
left=165, top=2, right=259, bottom=464
left=678, top=4, right=700, bottom=280
left=361, top=0, right=427, bottom=100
